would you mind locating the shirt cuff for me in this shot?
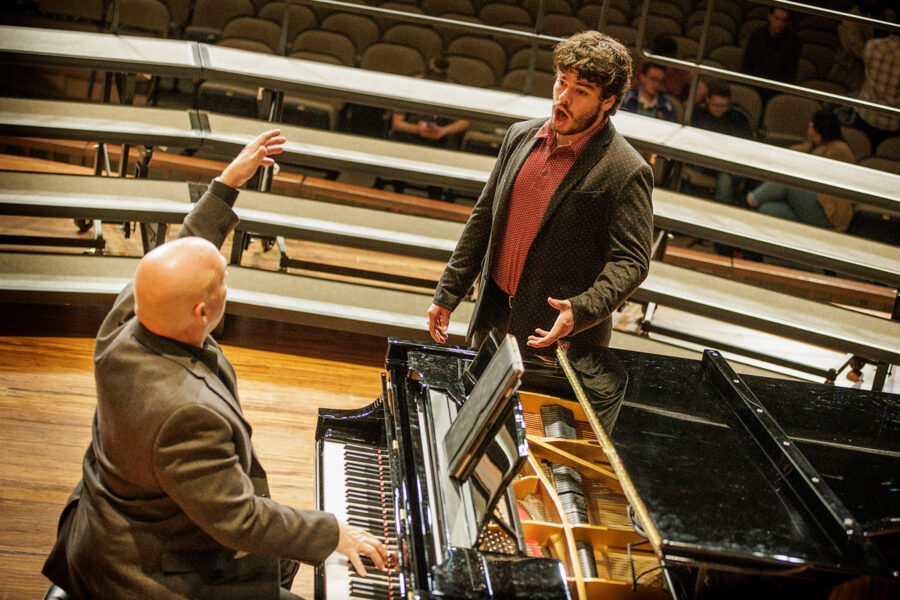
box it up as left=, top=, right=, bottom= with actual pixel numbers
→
left=210, top=178, right=239, bottom=207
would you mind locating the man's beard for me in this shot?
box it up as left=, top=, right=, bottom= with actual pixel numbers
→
left=552, top=102, right=603, bottom=137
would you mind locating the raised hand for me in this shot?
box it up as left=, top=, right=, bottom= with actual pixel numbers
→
left=219, top=129, right=287, bottom=189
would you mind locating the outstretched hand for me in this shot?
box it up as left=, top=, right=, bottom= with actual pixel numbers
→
left=219, top=129, right=286, bottom=189
left=427, top=303, right=451, bottom=343
left=335, top=521, right=391, bottom=577
left=526, top=297, right=574, bottom=348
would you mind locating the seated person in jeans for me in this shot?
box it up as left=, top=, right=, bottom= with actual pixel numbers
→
left=389, top=56, right=470, bottom=149
left=690, top=79, right=755, bottom=205
left=747, top=110, right=856, bottom=230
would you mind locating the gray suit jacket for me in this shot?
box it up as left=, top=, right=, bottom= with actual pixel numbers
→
left=434, top=117, right=653, bottom=355
left=43, top=183, right=339, bottom=600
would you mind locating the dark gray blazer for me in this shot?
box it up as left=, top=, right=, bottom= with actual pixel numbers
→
left=433, top=117, right=653, bottom=355
left=43, top=184, right=339, bottom=600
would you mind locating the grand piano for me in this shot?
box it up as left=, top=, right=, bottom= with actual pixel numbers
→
left=315, top=335, right=899, bottom=599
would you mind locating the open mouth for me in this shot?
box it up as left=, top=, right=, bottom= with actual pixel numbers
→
left=554, top=106, right=569, bottom=127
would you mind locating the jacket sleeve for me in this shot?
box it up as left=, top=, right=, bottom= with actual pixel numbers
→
left=152, top=403, right=340, bottom=564
left=568, top=162, right=654, bottom=335
left=432, top=125, right=518, bottom=310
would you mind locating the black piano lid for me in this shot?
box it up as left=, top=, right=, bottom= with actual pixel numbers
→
left=599, top=347, right=899, bottom=578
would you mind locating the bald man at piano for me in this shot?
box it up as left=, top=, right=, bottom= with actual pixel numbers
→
left=42, top=130, right=388, bottom=600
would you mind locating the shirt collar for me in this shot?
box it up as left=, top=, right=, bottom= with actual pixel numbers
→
left=534, top=114, right=608, bottom=155
left=137, top=321, right=220, bottom=376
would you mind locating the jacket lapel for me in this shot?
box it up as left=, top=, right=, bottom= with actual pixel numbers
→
left=533, top=120, right=617, bottom=241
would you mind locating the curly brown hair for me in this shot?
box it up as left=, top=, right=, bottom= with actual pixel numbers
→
left=552, top=31, right=633, bottom=115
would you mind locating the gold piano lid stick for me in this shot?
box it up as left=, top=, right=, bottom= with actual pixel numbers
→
left=555, top=346, right=663, bottom=554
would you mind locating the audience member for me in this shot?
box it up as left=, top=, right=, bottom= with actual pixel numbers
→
left=389, top=56, right=470, bottom=149
left=831, top=0, right=897, bottom=90
left=622, top=62, right=678, bottom=122
left=642, top=35, right=708, bottom=106
left=853, top=31, right=900, bottom=147
left=690, top=80, right=754, bottom=205
left=747, top=110, right=856, bottom=230
left=740, top=7, right=802, bottom=102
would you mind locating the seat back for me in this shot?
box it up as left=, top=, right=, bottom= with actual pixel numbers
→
left=108, top=0, right=171, bottom=37
left=479, top=4, right=532, bottom=27
left=291, top=30, right=356, bottom=66
left=447, top=36, right=507, bottom=81
left=258, top=2, right=317, bottom=42
left=381, top=24, right=443, bottom=64
left=762, top=94, right=822, bottom=144
left=222, top=16, right=283, bottom=53
left=321, top=13, right=380, bottom=55
left=447, top=55, right=496, bottom=87
left=360, top=42, right=426, bottom=77
left=729, top=83, right=763, bottom=129
left=501, top=68, right=555, bottom=98
left=841, top=126, right=872, bottom=161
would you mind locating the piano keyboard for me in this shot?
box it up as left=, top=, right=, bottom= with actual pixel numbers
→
left=321, top=441, right=401, bottom=600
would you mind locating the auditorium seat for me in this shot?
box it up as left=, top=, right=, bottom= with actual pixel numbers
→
left=478, top=4, right=532, bottom=27
left=577, top=4, right=628, bottom=27
left=876, top=137, right=900, bottom=160
left=507, top=47, right=554, bottom=73
left=762, top=94, right=822, bottom=145
left=372, top=2, right=424, bottom=30
left=287, top=51, right=343, bottom=68
left=685, top=24, right=734, bottom=50
left=728, top=83, right=763, bottom=130
left=447, top=55, right=496, bottom=88
left=859, top=156, right=900, bottom=176
left=501, top=68, right=555, bottom=98
left=320, top=13, right=380, bottom=57
left=183, top=0, right=253, bottom=43
left=538, top=14, right=587, bottom=38
left=360, top=42, right=426, bottom=77
left=222, top=16, right=284, bottom=54
left=291, top=30, right=356, bottom=67
left=421, top=0, right=475, bottom=17
left=522, top=0, right=572, bottom=18
left=670, top=35, right=699, bottom=59
left=685, top=10, right=737, bottom=36
left=638, top=14, right=682, bottom=40
left=381, top=24, right=443, bottom=65
left=257, top=1, right=317, bottom=42
left=708, top=45, right=743, bottom=71
left=601, top=25, right=638, bottom=47
left=446, top=36, right=507, bottom=82
left=842, top=127, right=872, bottom=161
left=801, top=43, right=836, bottom=79
left=218, top=37, right=275, bottom=54
left=647, top=2, right=684, bottom=23
left=106, top=0, right=170, bottom=37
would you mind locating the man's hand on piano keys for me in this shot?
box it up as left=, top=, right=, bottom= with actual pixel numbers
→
left=336, top=521, right=391, bottom=577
